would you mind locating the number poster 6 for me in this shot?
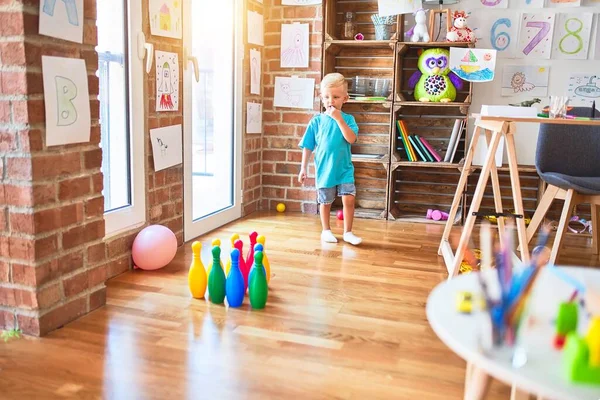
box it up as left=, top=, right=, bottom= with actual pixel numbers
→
left=518, top=13, right=556, bottom=59
left=551, top=13, right=594, bottom=60
left=470, top=12, right=519, bottom=59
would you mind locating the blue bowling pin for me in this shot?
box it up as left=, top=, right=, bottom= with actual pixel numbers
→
left=248, top=243, right=267, bottom=288
left=226, top=248, right=245, bottom=307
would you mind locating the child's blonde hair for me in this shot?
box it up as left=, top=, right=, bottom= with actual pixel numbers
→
left=321, top=72, right=348, bottom=92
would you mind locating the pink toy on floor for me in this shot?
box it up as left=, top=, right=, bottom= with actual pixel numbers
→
left=426, top=209, right=449, bottom=221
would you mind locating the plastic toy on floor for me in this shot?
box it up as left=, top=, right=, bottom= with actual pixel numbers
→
left=426, top=208, right=449, bottom=221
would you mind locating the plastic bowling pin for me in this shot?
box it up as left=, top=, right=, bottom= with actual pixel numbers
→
left=225, top=233, right=239, bottom=276
left=207, top=238, right=224, bottom=276
left=245, top=231, right=258, bottom=272
left=208, top=246, right=226, bottom=304
left=226, top=248, right=245, bottom=307
left=256, top=235, right=271, bottom=284
left=188, top=241, right=207, bottom=299
left=249, top=251, right=268, bottom=309
left=248, top=243, right=266, bottom=286
left=236, top=239, right=249, bottom=292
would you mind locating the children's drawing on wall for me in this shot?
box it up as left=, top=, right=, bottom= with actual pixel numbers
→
left=469, top=12, right=518, bottom=58
left=42, top=56, right=91, bottom=146
left=281, top=23, right=309, bottom=68
left=274, top=77, right=315, bottom=109
left=501, top=65, right=549, bottom=97
left=551, top=13, right=593, bottom=60
left=39, top=0, right=84, bottom=43
left=567, top=74, right=600, bottom=106
left=547, top=0, right=581, bottom=8
left=155, top=51, right=179, bottom=112
left=149, top=0, right=182, bottom=39
left=150, top=124, right=183, bottom=171
left=449, top=48, right=496, bottom=82
left=518, top=13, right=555, bottom=59
left=477, top=0, right=508, bottom=9
left=248, top=11, right=264, bottom=46
left=377, top=0, right=422, bottom=17
left=246, top=102, right=263, bottom=134
left=282, top=0, right=322, bottom=4
left=250, top=49, right=261, bottom=95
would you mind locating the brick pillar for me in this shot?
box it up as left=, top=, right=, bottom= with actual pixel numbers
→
left=261, top=0, right=322, bottom=213
left=0, top=0, right=104, bottom=336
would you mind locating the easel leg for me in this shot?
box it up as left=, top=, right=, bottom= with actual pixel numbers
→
left=485, top=130, right=505, bottom=246
left=591, top=203, right=599, bottom=256
left=525, top=185, right=559, bottom=245
left=449, top=130, right=502, bottom=278
left=510, top=384, right=531, bottom=400
left=504, top=132, right=530, bottom=264
left=550, top=189, right=577, bottom=265
left=439, top=126, right=482, bottom=255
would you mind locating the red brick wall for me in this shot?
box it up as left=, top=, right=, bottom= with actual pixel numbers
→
left=260, top=0, right=322, bottom=214
left=0, top=0, right=104, bottom=336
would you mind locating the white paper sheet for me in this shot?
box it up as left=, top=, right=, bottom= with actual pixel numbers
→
left=551, top=13, right=593, bottom=60
left=274, top=76, right=315, bottom=109
left=39, top=0, right=84, bottom=43
left=248, top=11, right=264, bottom=46
left=377, top=0, right=422, bottom=17
left=155, top=51, right=180, bottom=112
left=150, top=124, right=183, bottom=171
left=149, top=0, right=182, bottom=39
left=567, top=74, right=600, bottom=106
left=250, top=49, right=261, bottom=95
left=518, top=13, right=556, bottom=60
left=246, top=102, right=262, bottom=134
left=547, top=0, right=581, bottom=8
left=449, top=48, right=497, bottom=83
left=476, top=0, right=509, bottom=9
left=282, top=0, right=322, bottom=4
left=281, top=23, right=309, bottom=68
left=501, top=65, right=550, bottom=97
left=469, top=12, right=519, bottom=59
left=596, top=20, right=600, bottom=60
left=42, top=56, right=91, bottom=147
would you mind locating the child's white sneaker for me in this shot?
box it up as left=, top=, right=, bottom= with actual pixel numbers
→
left=343, top=232, right=362, bottom=245
left=321, top=230, right=338, bottom=243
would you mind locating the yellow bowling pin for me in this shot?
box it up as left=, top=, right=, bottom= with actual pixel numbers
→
left=188, top=241, right=207, bottom=299
left=225, top=233, right=239, bottom=276
left=207, top=238, right=224, bottom=276
left=256, top=235, right=271, bottom=284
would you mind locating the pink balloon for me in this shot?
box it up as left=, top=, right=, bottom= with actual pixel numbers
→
left=132, top=225, right=177, bottom=270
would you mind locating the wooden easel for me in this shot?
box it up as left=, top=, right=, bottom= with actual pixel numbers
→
left=438, top=116, right=530, bottom=278
left=428, top=9, right=451, bottom=41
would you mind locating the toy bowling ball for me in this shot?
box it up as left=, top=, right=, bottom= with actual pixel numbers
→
left=336, top=210, right=344, bottom=220
left=132, top=225, right=177, bottom=270
left=276, top=203, right=286, bottom=213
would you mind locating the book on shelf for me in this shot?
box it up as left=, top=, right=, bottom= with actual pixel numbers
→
left=444, top=119, right=464, bottom=163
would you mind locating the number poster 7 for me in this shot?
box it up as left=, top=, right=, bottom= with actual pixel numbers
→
left=551, top=13, right=593, bottom=60
left=518, top=13, right=556, bottom=60
left=470, top=12, right=518, bottom=59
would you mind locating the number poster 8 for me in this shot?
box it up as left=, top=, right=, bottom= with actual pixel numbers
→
left=470, top=12, right=519, bottom=59
left=518, top=13, right=556, bottom=59
left=551, top=13, right=594, bottom=60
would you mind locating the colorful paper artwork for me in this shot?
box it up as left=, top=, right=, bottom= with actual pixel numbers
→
left=155, top=51, right=180, bottom=112
left=551, top=13, right=593, bottom=60
left=518, top=13, right=556, bottom=60
left=449, top=48, right=497, bottom=83
left=501, top=65, right=550, bottom=97
left=149, top=0, right=182, bottom=39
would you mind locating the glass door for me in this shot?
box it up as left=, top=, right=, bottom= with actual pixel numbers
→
left=183, top=0, right=243, bottom=241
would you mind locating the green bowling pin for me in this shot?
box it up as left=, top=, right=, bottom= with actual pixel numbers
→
left=249, top=251, right=268, bottom=309
left=208, top=246, right=226, bottom=304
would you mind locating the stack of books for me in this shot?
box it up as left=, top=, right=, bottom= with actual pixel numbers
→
left=396, top=119, right=464, bottom=163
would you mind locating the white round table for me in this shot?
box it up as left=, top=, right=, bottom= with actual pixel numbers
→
left=426, top=266, right=600, bottom=400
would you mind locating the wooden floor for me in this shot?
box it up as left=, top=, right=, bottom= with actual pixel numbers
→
left=1, top=211, right=599, bottom=399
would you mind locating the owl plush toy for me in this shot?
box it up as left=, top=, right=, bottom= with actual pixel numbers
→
left=408, top=48, right=464, bottom=103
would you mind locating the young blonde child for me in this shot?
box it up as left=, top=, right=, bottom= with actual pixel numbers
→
left=298, top=73, right=361, bottom=245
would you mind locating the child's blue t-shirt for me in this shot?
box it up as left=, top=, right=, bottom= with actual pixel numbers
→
left=298, top=112, right=359, bottom=189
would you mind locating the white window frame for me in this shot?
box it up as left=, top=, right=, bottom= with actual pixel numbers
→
left=102, top=0, right=146, bottom=237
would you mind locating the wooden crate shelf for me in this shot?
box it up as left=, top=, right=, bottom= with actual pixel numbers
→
left=324, top=0, right=401, bottom=41
left=344, top=102, right=393, bottom=160
left=391, top=104, right=467, bottom=164
left=394, top=43, right=473, bottom=104
left=388, top=164, right=463, bottom=221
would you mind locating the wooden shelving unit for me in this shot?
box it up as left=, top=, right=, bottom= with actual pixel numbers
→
left=321, top=0, right=478, bottom=222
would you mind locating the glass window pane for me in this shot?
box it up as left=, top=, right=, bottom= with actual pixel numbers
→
left=97, top=0, right=131, bottom=212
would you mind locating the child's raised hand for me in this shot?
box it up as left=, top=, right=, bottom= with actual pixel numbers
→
left=298, top=167, right=307, bottom=184
left=324, top=106, right=342, bottom=121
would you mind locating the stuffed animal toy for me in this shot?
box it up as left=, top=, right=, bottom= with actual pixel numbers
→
left=408, top=48, right=464, bottom=102
left=446, top=11, right=476, bottom=43
left=405, top=8, right=430, bottom=43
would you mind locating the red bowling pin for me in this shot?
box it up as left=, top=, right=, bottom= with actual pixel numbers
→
left=245, top=231, right=258, bottom=273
